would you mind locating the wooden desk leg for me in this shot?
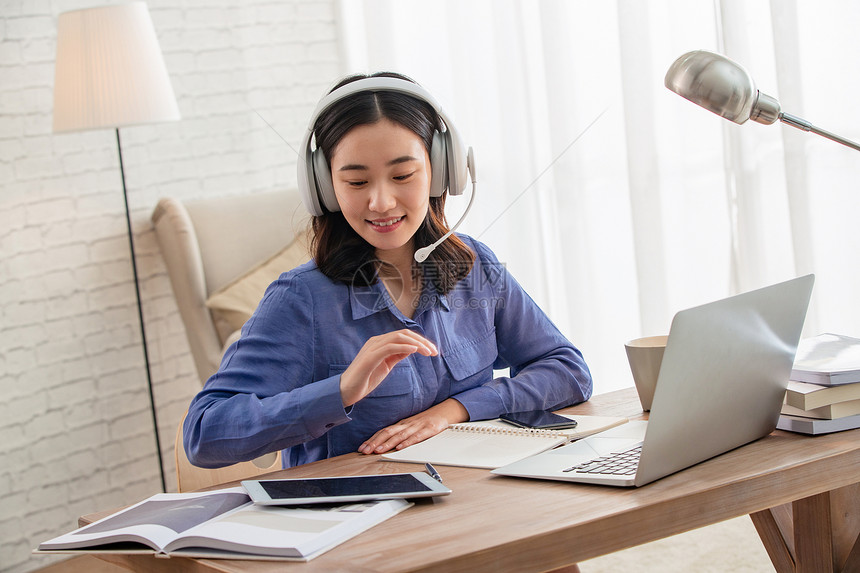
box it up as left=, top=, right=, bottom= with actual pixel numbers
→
left=844, top=537, right=860, bottom=573
left=751, top=483, right=860, bottom=573
left=751, top=503, right=795, bottom=572
left=835, top=483, right=860, bottom=573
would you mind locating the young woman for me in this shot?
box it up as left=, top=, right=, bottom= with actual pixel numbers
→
left=183, top=72, right=593, bottom=469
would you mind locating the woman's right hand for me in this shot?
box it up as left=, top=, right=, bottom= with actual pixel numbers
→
left=339, top=329, right=438, bottom=408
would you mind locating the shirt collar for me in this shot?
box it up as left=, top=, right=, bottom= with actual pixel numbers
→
left=349, top=280, right=392, bottom=320
left=348, top=274, right=450, bottom=321
left=433, top=289, right=451, bottom=312
left=414, top=275, right=450, bottom=317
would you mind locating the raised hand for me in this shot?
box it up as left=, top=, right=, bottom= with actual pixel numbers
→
left=339, top=329, right=438, bottom=408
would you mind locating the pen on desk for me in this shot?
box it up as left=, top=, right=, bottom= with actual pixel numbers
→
left=425, top=462, right=443, bottom=483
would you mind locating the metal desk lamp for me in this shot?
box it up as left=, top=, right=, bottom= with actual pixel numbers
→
left=665, top=50, right=860, bottom=152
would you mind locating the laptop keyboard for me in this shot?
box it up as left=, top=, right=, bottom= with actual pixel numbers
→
left=562, top=444, right=642, bottom=475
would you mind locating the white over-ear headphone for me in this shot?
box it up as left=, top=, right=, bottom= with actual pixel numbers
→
left=297, top=76, right=473, bottom=217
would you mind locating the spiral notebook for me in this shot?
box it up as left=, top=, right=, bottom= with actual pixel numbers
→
left=381, top=415, right=627, bottom=469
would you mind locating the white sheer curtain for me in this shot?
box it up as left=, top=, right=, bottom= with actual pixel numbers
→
left=336, top=0, right=860, bottom=394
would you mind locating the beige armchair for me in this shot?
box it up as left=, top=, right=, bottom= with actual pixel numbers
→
left=151, top=189, right=309, bottom=385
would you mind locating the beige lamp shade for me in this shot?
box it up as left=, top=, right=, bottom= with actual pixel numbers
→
left=53, top=2, right=180, bottom=133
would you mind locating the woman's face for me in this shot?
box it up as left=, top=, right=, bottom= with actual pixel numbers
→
left=330, top=118, right=431, bottom=259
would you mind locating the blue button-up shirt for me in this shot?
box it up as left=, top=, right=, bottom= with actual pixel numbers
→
left=184, top=236, right=592, bottom=468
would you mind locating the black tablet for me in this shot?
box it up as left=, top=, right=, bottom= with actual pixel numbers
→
left=242, top=472, right=451, bottom=506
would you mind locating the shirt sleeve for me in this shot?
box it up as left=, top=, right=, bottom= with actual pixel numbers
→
left=451, top=238, right=593, bottom=421
left=183, top=271, right=351, bottom=468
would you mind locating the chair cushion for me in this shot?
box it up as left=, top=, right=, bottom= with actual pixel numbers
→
left=206, top=237, right=310, bottom=336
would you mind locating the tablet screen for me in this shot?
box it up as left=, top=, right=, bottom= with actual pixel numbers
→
left=259, top=474, right=432, bottom=500
left=243, top=471, right=451, bottom=505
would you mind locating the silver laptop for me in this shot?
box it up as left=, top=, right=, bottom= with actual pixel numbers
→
left=492, top=275, right=814, bottom=487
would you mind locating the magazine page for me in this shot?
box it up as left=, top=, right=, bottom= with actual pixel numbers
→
left=166, top=498, right=411, bottom=559
left=38, top=488, right=250, bottom=553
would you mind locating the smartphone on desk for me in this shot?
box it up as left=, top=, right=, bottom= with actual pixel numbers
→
left=500, top=410, right=578, bottom=430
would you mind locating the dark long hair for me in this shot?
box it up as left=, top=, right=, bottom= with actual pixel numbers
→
left=310, top=72, right=474, bottom=294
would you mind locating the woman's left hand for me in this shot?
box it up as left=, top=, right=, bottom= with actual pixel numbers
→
left=358, top=398, right=469, bottom=454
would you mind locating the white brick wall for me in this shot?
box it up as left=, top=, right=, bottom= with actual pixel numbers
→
left=0, top=1, right=341, bottom=571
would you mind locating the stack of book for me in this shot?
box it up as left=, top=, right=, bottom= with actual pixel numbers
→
left=778, top=333, right=860, bottom=435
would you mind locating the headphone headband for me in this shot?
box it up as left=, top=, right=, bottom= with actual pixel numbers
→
left=297, top=76, right=470, bottom=216
left=308, top=77, right=445, bottom=130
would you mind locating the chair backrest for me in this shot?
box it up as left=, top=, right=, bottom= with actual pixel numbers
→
left=175, top=412, right=282, bottom=492
left=151, top=190, right=306, bottom=384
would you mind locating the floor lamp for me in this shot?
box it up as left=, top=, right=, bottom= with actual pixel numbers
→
left=53, top=3, right=181, bottom=492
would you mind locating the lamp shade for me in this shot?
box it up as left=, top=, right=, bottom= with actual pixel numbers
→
left=664, top=50, right=780, bottom=126
left=665, top=50, right=860, bottom=154
left=53, top=2, right=180, bottom=133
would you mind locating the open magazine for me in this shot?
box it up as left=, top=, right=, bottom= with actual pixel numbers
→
left=37, top=487, right=410, bottom=561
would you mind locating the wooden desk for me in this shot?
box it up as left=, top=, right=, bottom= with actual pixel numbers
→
left=82, top=388, right=860, bottom=573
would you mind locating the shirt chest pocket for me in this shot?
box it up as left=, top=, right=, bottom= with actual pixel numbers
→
left=325, top=363, right=418, bottom=457
left=327, top=363, right=417, bottom=402
left=442, top=327, right=498, bottom=387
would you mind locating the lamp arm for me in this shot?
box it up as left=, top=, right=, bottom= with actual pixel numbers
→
left=779, top=112, right=860, bottom=152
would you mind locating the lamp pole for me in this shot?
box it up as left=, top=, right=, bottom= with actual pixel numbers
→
left=116, top=128, right=167, bottom=492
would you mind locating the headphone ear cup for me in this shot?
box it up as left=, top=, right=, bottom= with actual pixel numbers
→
left=312, top=148, right=340, bottom=213
left=444, top=127, right=465, bottom=196
left=429, top=130, right=448, bottom=198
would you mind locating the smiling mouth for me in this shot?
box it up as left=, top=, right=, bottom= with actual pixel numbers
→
left=369, top=216, right=404, bottom=228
